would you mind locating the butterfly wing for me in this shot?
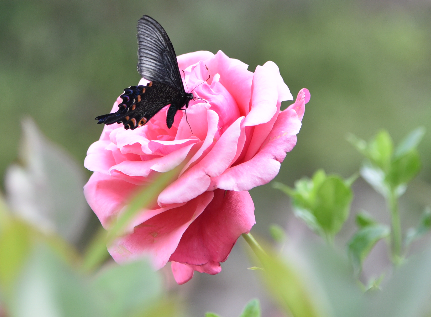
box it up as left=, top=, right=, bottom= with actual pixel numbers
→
left=137, top=15, right=185, bottom=93
left=96, top=82, right=182, bottom=130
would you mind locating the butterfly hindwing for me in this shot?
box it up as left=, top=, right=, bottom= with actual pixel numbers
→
left=96, top=81, right=183, bottom=130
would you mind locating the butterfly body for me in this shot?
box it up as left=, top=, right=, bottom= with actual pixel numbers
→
left=95, top=15, right=193, bottom=130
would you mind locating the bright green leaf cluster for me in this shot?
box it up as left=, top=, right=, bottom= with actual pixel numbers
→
left=274, top=170, right=354, bottom=241
left=272, top=127, right=429, bottom=297
left=348, top=127, right=426, bottom=262
left=348, top=127, right=424, bottom=198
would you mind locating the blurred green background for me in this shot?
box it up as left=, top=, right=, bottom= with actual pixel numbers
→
left=1, top=0, right=430, bottom=182
left=1, top=0, right=430, bottom=315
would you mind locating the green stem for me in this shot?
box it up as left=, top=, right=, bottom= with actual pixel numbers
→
left=324, top=232, right=334, bottom=247
left=388, top=190, right=402, bottom=264
left=242, top=232, right=266, bottom=262
left=81, top=228, right=110, bottom=272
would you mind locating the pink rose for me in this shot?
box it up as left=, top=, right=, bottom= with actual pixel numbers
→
left=84, top=50, right=309, bottom=284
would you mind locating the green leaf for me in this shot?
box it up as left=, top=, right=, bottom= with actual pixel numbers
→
left=276, top=170, right=354, bottom=239
left=134, top=299, right=178, bottom=317
left=272, top=182, right=295, bottom=197
left=393, top=127, right=425, bottom=158
left=386, top=150, right=421, bottom=193
left=365, top=274, right=385, bottom=292
left=4, top=118, right=88, bottom=243
left=313, top=176, right=353, bottom=236
left=0, top=217, right=81, bottom=300
left=355, top=211, right=378, bottom=228
left=205, top=313, right=222, bottom=317
left=354, top=128, right=424, bottom=200
left=291, top=205, right=321, bottom=235
left=360, top=164, right=389, bottom=198
left=405, top=207, right=431, bottom=247
left=0, top=220, right=34, bottom=295
left=10, top=243, right=100, bottom=317
left=0, top=193, right=11, bottom=235
left=346, top=133, right=368, bottom=156
left=347, top=225, right=390, bottom=273
left=239, top=299, right=260, bottom=317
left=269, top=224, right=286, bottom=243
left=367, top=130, right=393, bottom=172
left=91, top=260, right=163, bottom=317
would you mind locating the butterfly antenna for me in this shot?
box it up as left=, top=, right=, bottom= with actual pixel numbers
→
left=190, top=65, right=211, bottom=105
left=184, top=108, right=193, bottom=134
left=191, top=65, right=211, bottom=94
left=182, top=69, right=190, bottom=92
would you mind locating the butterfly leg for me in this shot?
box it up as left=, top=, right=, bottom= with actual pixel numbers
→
left=166, top=103, right=179, bottom=129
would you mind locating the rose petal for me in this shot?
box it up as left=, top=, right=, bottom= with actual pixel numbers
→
left=208, top=51, right=253, bottom=117
left=175, top=104, right=210, bottom=141
left=84, top=172, right=138, bottom=227
left=84, top=141, right=117, bottom=174
left=148, top=138, right=197, bottom=156
left=180, top=109, right=219, bottom=172
left=262, top=61, right=292, bottom=102
left=178, top=51, right=215, bottom=71
left=171, top=261, right=194, bottom=284
left=243, top=65, right=279, bottom=127
left=170, top=190, right=255, bottom=265
left=212, top=108, right=302, bottom=191
left=111, top=143, right=195, bottom=177
left=287, top=88, right=309, bottom=121
left=190, top=261, right=222, bottom=274
left=158, top=117, right=243, bottom=205
left=198, top=80, right=240, bottom=132
left=172, top=261, right=222, bottom=285
left=242, top=107, right=280, bottom=162
left=109, top=191, right=214, bottom=269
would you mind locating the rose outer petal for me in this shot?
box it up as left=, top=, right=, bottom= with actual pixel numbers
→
left=84, top=141, right=117, bottom=174
left=171, top=261, right=194, bottom=284
left=287, top=88, right=310, bottom=121
left=108, top=191, right=214, bottom=269
left=170, top=190, right=255, bottom=266
left=171, top=261, right=222, bottom=285
left=84, top=172, right=138, bottom=227
left=212, top=108, right=303, bottom=191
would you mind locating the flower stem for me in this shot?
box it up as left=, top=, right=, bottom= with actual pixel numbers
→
left=242, top=232, right=266, bottom=262
left=388, top=190, right=402, bottom=264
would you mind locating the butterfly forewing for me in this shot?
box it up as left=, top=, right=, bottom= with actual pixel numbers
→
left=95, top=15, right=194, bottom=130
left=137, top=16, right=184, bottom=93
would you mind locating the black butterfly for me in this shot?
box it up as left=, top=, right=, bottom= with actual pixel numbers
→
left=95, top=15, right=193, bottom=130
